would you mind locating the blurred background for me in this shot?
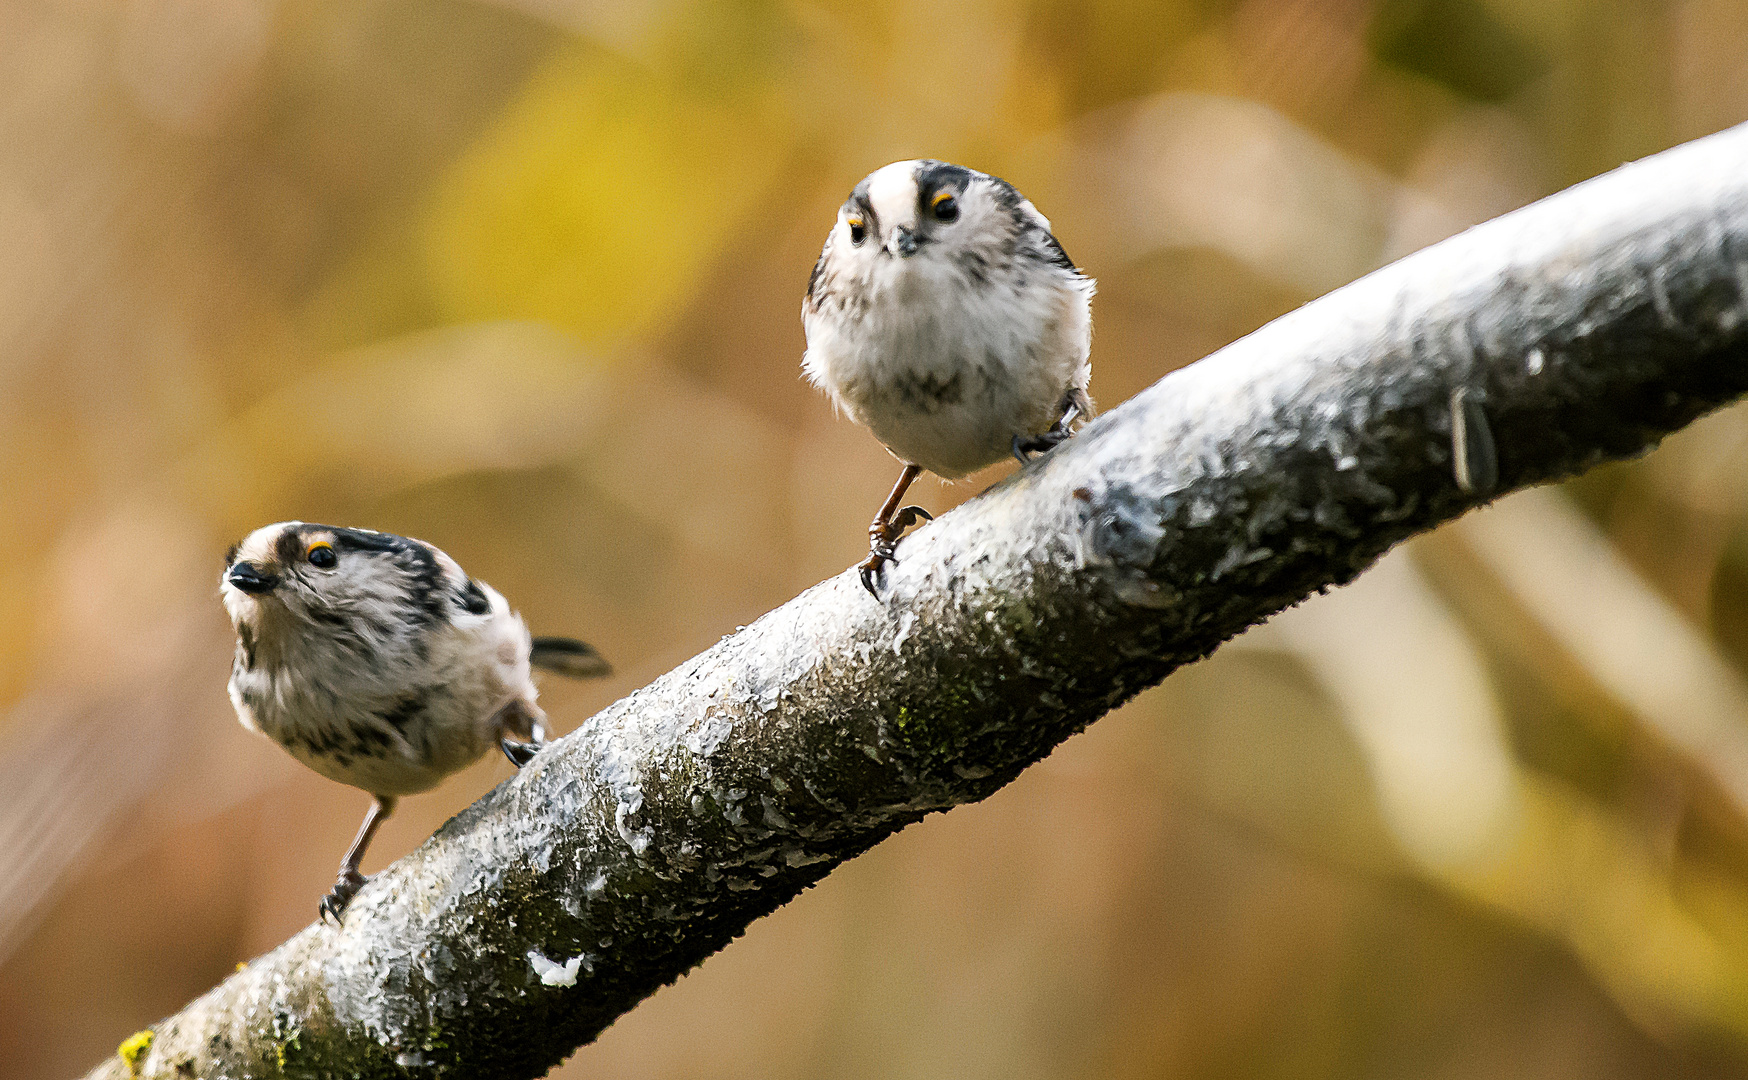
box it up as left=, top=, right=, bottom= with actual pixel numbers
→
left=5, top=0, right=1748, bottom=1076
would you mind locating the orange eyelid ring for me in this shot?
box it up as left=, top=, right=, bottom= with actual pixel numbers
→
left=846, top=215, right=864, bottom=228
left=930, top=190, right=955, bottom=208
left=306, top=540, right=333, bottom=557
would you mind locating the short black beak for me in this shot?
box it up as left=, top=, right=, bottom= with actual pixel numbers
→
left=227, top=561, right=279, bottom=595
left=892, top=226, right=918, bottom=258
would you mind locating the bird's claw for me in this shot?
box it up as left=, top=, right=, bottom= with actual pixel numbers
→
left=859, top=506, right=934, bottom=598
left=858, top=558, right=885, bottom=598
left=891, top=505, right=933, bottom=530
left=320, top=868, right=368, bottom=925
left=859, top=538, right=899, bottom=598
left=500, top=737, right=543, bottom=768
left=1012, top=428, right=1071, bottom=464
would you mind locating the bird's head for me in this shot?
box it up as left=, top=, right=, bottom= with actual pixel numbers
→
left=221, top=522, right=461, bottom=646
left=828, top=159, right=1044, bottom=270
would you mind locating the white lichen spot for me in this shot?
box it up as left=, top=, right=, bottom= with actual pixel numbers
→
left=616, top=810, right=654, bottom=856
left=684, top=710, right=733, bottom=758
left=614, top=789, right=653, bottom=855
left=527, top=949, right=585, bottom=987
left=1525, top=347, right=1545, bottom=375
left=892, top=610, right=917, bottom=654
left=1650, top=266, right=1676, bottom=328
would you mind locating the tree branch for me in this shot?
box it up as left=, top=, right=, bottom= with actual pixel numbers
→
left=91, top=123, right=1748, bottom=1079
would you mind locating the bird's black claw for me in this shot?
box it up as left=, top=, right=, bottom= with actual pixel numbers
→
left=501, top=737, right=543, bottom=768
left=892, top=505, right=933, bottom=529
left=859, top=561, right=882, bottom=598
left=859, top=540, right=896, bottom=599
left=1013, top=428, right=1070, bottom=464
left=859, top=511, right=927, bottom=599
left=320, top=868, right=368, bottom=925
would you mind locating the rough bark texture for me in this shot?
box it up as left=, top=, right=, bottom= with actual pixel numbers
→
left=90, top=124, right=1748, bottom=1079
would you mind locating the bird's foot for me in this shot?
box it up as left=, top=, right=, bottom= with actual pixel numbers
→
left=1012, top=427, right=1072, bottom=464
left=857, top=547, right=894, bottom=598
left=320, top=868, right=368, bottom=925
left=858, top=505, right=933, bottom=598
left=501, top=737, right=544, bottom=768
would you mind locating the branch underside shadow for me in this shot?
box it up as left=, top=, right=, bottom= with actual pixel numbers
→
left=91, top=123, right=1748, bottom=1078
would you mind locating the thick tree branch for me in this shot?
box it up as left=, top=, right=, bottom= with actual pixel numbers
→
left=92, top=124, right=1748, bottom=1078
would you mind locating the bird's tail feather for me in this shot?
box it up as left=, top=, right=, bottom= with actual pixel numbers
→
left=529, top=637, right=612, bottom=679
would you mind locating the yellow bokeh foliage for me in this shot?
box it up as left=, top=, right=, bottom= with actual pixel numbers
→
left=422, top=45, right=791, bottom=348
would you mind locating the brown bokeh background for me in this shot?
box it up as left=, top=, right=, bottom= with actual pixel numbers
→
left=6, top=0, right=1748, bottom=1076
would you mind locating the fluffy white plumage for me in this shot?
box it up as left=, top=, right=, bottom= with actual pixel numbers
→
left=802, top=159, right=1095, bottom=479
left=223, top=522, right=542, bottom=797
left=219, top=521, right=608, bottom=919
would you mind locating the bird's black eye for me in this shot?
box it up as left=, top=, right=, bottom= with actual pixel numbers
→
left=930, top=191, right=959, bottom=222
left=847, top=216, right=866, bottom=245
left=306, top=542, right=337, bottom=569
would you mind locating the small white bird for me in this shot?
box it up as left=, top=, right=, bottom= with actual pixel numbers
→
left=802, top=159, right=1095, bottom=595
left=220, top=522, right=609, bottom=921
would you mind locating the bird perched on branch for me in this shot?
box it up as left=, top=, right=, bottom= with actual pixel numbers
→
left=220, top=522, right=610, bottom=922
left=803, top=159, right=1095, bottom=596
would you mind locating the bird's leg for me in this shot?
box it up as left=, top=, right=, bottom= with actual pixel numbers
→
left=320, top=794, right=397, bottom=924
left=1012, top=388, right=1091, bottom=463
left=858, top=463, right=931, bottom=597
left=495, top=698, right=547, bottom=768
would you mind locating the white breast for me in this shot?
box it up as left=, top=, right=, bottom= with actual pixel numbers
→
left=229, top=593, right=539, bottom=797
left=804, top=256, right=1092, bottom=478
